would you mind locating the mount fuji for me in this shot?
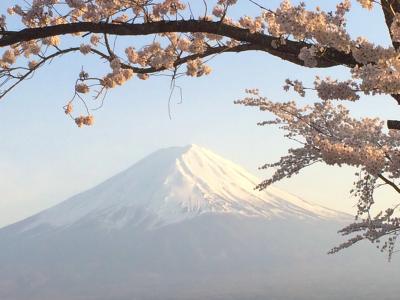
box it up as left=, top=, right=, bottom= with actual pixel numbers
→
left=1, top=145, right=400, bottom=300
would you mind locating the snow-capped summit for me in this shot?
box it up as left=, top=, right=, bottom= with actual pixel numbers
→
left=15, top=144, right=347, bottom=232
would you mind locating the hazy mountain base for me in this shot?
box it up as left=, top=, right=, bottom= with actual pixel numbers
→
left=0, top=214, right=399, bottom=300
left=0, top=145, right=397, bottom=300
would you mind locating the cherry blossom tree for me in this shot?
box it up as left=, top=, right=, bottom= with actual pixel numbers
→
left=2, top=0, right=400, bottom=257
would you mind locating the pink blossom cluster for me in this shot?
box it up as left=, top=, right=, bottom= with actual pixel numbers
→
left=237, top=89, right=400, bottom=256
left=2, top=0, right=400, bottom=120
left=263, top=0, right=352, bottom=52
left=357, top=0, right=374, bottom=10
left=1, top=0, right=400, bottom=142
left=314, top=77, right=359, bottom=101
left=186, top=58, right=212, bottom=77
left=237, top=91, right=396, bottom=182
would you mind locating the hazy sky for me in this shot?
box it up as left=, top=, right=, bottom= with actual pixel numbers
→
left=1, top=1, right=400, bottom=228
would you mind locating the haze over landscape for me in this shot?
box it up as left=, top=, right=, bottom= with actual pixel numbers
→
left=1, top=145, right=399, bottom=300
left=3, top=0, right=400, bottom=299
left=2, top=0, right=399, bottom=229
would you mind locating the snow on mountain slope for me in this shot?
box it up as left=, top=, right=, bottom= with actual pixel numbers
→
left=16, top=144, right=348, bottom=232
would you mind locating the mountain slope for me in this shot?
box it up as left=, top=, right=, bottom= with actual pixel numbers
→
left=9, top=144, right=347, bottom=234
left=2, top=145, right=398, bottom=300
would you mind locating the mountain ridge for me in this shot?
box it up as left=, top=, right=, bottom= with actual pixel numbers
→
left=2, top=145, right=400, bottom=300
left=4, top=144, right=349, bottom=233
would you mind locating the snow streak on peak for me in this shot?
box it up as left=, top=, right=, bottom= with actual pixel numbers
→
left=17, top=144, right=348, bottom=231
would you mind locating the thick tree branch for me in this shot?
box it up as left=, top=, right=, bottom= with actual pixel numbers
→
left=2, top=16, right=399, bottom=129
left=381, top=0, right=400, bottom=50
left=380, top=1, right=400, bottom=105
left=387, top=120, right=400, bottom=130
left=0, top=20, right=357, bottom=68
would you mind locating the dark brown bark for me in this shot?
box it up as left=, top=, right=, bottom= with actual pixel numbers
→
left=387, top=120, right=400, bottom=130
left=381, top=0, right=400, bottom=50
left=0, top=20, right=357, bottom=68
left=2, top=19, right=400, bottom=128
left=380, top=1, right=400, bottom=106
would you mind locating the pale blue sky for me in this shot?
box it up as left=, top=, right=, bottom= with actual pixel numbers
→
left=1, top=1, right=400, bottom=227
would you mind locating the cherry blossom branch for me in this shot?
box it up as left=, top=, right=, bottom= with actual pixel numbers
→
left=0, top=20, right=356, bottom=68
left=0, top=42, right=277, bottom=103
left=90, top=43, right=270, bottom=74
left=3, top=1, right=400, bottom=130
left=0, top=47, right=80, bottom=99
left=237, top=89, right=400, bottom=257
